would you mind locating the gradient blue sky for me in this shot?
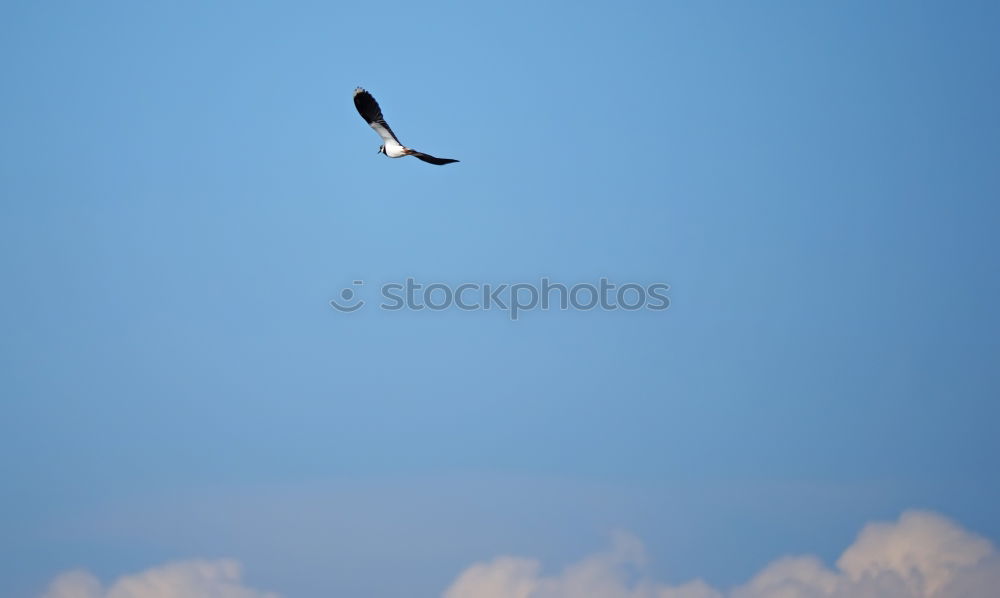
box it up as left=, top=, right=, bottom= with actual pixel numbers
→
left=2, top=1, right=999, bottom=597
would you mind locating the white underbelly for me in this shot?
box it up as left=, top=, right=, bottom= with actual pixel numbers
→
left=384, top=142, right=406, bottom=158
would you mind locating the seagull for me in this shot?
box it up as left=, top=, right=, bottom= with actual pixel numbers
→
left=353, top=87, right=459, bottom=165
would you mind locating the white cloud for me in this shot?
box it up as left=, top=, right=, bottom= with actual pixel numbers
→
left=836, top=510, right=993, bottom=596
left=41, top=559, right=279, bottom=598
left=443, top=511, right=999, bottom=598
left=444, top=530, right=722, bottom=598
left=38, top=510, right=999, bottom=598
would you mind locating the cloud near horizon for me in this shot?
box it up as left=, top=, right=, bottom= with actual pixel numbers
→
left=38, top=511, right=1000, bottom=598
left=443, top=511, right=1000, bottom=598
left=40, top=559, right=279, bottom=598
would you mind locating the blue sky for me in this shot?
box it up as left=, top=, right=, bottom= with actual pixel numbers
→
left=2, top=2, right=999, bottom=597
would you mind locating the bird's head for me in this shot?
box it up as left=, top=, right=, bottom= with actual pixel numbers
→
left=378, top=145, right=385, bottom=155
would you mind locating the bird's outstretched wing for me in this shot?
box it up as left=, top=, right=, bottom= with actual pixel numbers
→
left=353, top=87, right=400, bottom=145
left=410, top=151, right=459, bottom=165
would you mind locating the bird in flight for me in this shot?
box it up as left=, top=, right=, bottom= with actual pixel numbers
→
left=353, top=87, right=459, bottom=165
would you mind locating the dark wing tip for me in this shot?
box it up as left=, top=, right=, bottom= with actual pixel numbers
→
left=412, top=152, right=460, bottom=165
left=353, top=88, right=383, bottom=124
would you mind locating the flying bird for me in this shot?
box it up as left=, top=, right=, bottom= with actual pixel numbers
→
left=353, top=87, right=459, bottom=165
